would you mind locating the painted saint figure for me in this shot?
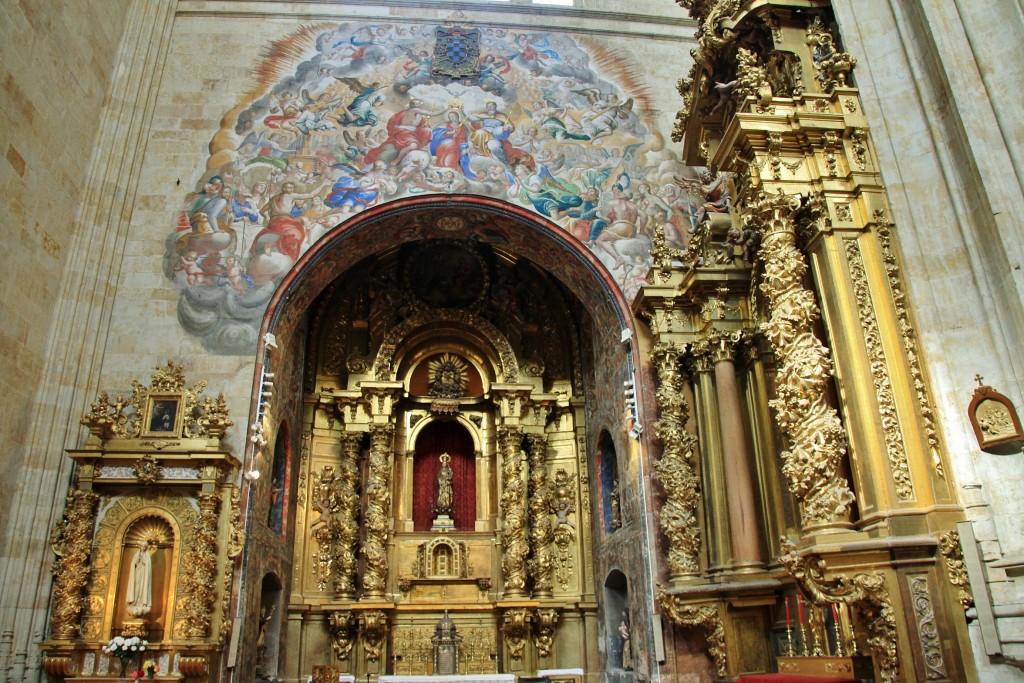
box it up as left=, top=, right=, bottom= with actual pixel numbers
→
left=126, top=540, right=154, bottom=617
left=434, top=453, right=454, bottom=516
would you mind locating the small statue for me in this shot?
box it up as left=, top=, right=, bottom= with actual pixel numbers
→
left=126, top=540, right=155, bottom=617
left=619, top=614, right=632, bottom=670
left=610, top=480, right=622, bottom=531
left=434, top=453, right=454, bottom=516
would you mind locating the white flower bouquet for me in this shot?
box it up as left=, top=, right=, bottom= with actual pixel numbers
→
left=102, top=635, right=148, bottom=665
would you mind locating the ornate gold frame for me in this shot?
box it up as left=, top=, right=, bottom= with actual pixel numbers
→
left=141, top=392, right=184, bottom=437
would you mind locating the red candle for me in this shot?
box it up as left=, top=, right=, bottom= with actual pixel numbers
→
left=832, top=603, right=840, bottom=623
left=797, top=595, right=805, bottom=625
left=785, top=596, right=792, bottom=627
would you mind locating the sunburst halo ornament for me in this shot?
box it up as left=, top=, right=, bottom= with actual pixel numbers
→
left=428, top=353, right=469, bottom=399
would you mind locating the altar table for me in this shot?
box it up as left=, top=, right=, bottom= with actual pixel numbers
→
left=736, top=675, right=854, bottom=683
left=379, top=675, right=516, bottom=683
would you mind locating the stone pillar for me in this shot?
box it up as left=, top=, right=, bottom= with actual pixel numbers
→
left=711, top=337, right=763, bottom=569
left=498, top=425, right=528, bottom=597
left=362, top=424, right=394, bottom=598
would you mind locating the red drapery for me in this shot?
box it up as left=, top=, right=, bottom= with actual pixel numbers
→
left=412, top=421, right=476, bottom=531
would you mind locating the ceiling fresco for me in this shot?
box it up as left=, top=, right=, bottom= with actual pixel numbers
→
left=163, top=20, right=699, bottom=354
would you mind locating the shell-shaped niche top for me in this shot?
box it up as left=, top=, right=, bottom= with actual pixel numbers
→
left=80, top=361, right=233, bottom=441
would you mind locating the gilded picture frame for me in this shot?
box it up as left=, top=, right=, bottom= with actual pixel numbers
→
left=142, top=393, right=184, bottom=437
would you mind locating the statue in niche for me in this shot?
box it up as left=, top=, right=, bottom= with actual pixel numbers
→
left=610, top=479, right=622, bottom=531
left=619, top=614, right=632, bottom=670
left=435, top=453, right=454, bottom=516
left=126, top=540, right=155, bottom=617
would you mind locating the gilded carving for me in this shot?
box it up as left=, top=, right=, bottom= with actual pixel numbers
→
left=525, top=434, right=555, bottom=596
left=874, top=210, right=943, bottom=476
left=658, top=595, right=726, bottom=678
left=845, top=239, right=913, bottom=500
left=807, top=16, right=856, bottom=93
left=501, top=608, right=532, bottom=660
left=499, top=425, right=529, bottom=596
left=362, top=424, right=395, bottom=597
left=908, top=575, right=946, bottom=679
left=533, top=608, right=560, bottom=658
left=551, top=468, right=576, bottom=591
left=222, top=487, right=243, bottom=643
left=779, top=538, right=899, bottom=682
left=850, top=129, right=868, bottom=171
left=359, top=609, right=389, bottom=662
left=747, top=190, right=855, bottom=527
left=81, top=361, right=232, bottom=441
left=938, top=530, right=973, bottom=609
left=133, top=454, right=163, bottom=485
left=179, top=491, right=221, bottom=638
left=650, top=342, right=702, bottom=579
left=311, top=465, right=342, bottom=592
left=822, top=131, right=840, bottom=177
left=336, top=433, right=362, bottom=597
left=374, top=308, right=518, bottom=382
left=49, top=488, right=100, bottom=640
left=734, top=48, right=773, bottom=113
left=329, top=610, right=357, bottom=661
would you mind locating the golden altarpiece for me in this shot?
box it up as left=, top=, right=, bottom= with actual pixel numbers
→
left=637, top=0, right=979, bottom=681
left=37, top=2, right=990, bottom=682
left=42, top=362, right=239, bottom=683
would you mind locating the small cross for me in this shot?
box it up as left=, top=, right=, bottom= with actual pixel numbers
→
left=975, top=374, right=985, bottom=387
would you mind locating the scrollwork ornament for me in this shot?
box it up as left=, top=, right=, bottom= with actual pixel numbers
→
left=908, top=575, right=946, bottom=679
left=329, top=610, right=357, bottom=661
left=845, top=239, right=913, bottom=499
left=747, top=190, right=855, bottom=527
left=874, top=210, right=943, bottom=476
left=49, top=488, right=100, bottom=640
left=734, top=48, right=773, bottom=112
left=359, top=610, right=389, bottom=663
left=650, top=342, right=702, bottom=579
left=533, top=608, right=560, bottom=658
left=938, top=530, right=973, bottom=608
left=779, top=538, right=899, bottom=682
left=658, top=595, right=726, bottom=678
left=501, top=608, right=532, bottom=660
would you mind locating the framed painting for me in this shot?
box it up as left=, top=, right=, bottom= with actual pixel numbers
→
left=142, top=393, right=184, bottom=437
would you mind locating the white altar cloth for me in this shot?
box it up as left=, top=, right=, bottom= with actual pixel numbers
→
left=379, top=675, right=515, bottom=683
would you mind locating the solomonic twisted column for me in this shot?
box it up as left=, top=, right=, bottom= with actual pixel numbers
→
left=362, top=424, right=395, bottom=598
left=48, top=489, right=100, bottom=640
left=650, top=342, right=702, bottom=582
left=525, top=433, right=554, bottom=597
left=747, top=190, right=855, bottom=530
left=498, top=425, right=529, bottom=596
left=335, top=433, right=362, bottom=598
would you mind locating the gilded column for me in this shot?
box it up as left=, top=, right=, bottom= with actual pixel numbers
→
left=498, top=425, right=529, bottom=597
left=48, top=488, right=100, bottom=640
left=650, top=342, right=703, bottom=582
left=525, top=433, right=554, bottom=597
left=692, top=348, right=730, bottom=571
left=182, top=491, right=221, bottom=638
left=335, top=433, right=362, bottom=598
left=362, top=423, right=395, bottom=598
left=747, top=190, right=855, bottom=531
left=710, top=335, right=763, bottom=568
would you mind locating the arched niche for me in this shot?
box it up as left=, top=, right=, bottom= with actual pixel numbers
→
left=267, top=421, right=290, bottom=536
left=603, top=570, right=630, bottom=671
left=115, top=515, right=175, bottom=641
left=598, top=430, right=621, bottom=534
left=411, top=420, right=477, bottom=532
left=257, top=572, right=284, bottom=678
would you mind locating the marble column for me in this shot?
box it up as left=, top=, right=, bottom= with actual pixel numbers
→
left=711, top=338, right=763, bottom=569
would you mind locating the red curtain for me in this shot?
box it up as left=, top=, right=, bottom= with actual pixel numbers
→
left=412, top=421, right=476, bottom=531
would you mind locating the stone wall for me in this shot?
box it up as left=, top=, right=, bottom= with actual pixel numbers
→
left=834, top=0, right=1024, bottom=677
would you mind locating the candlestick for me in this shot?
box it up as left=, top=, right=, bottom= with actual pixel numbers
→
left=831, top=603, right=844, bottom=657
left=797, top=595, right=808, bottom=656
left=811, top=608, right=824, bottom=657
left=784, top=595, right=795, bottom=656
